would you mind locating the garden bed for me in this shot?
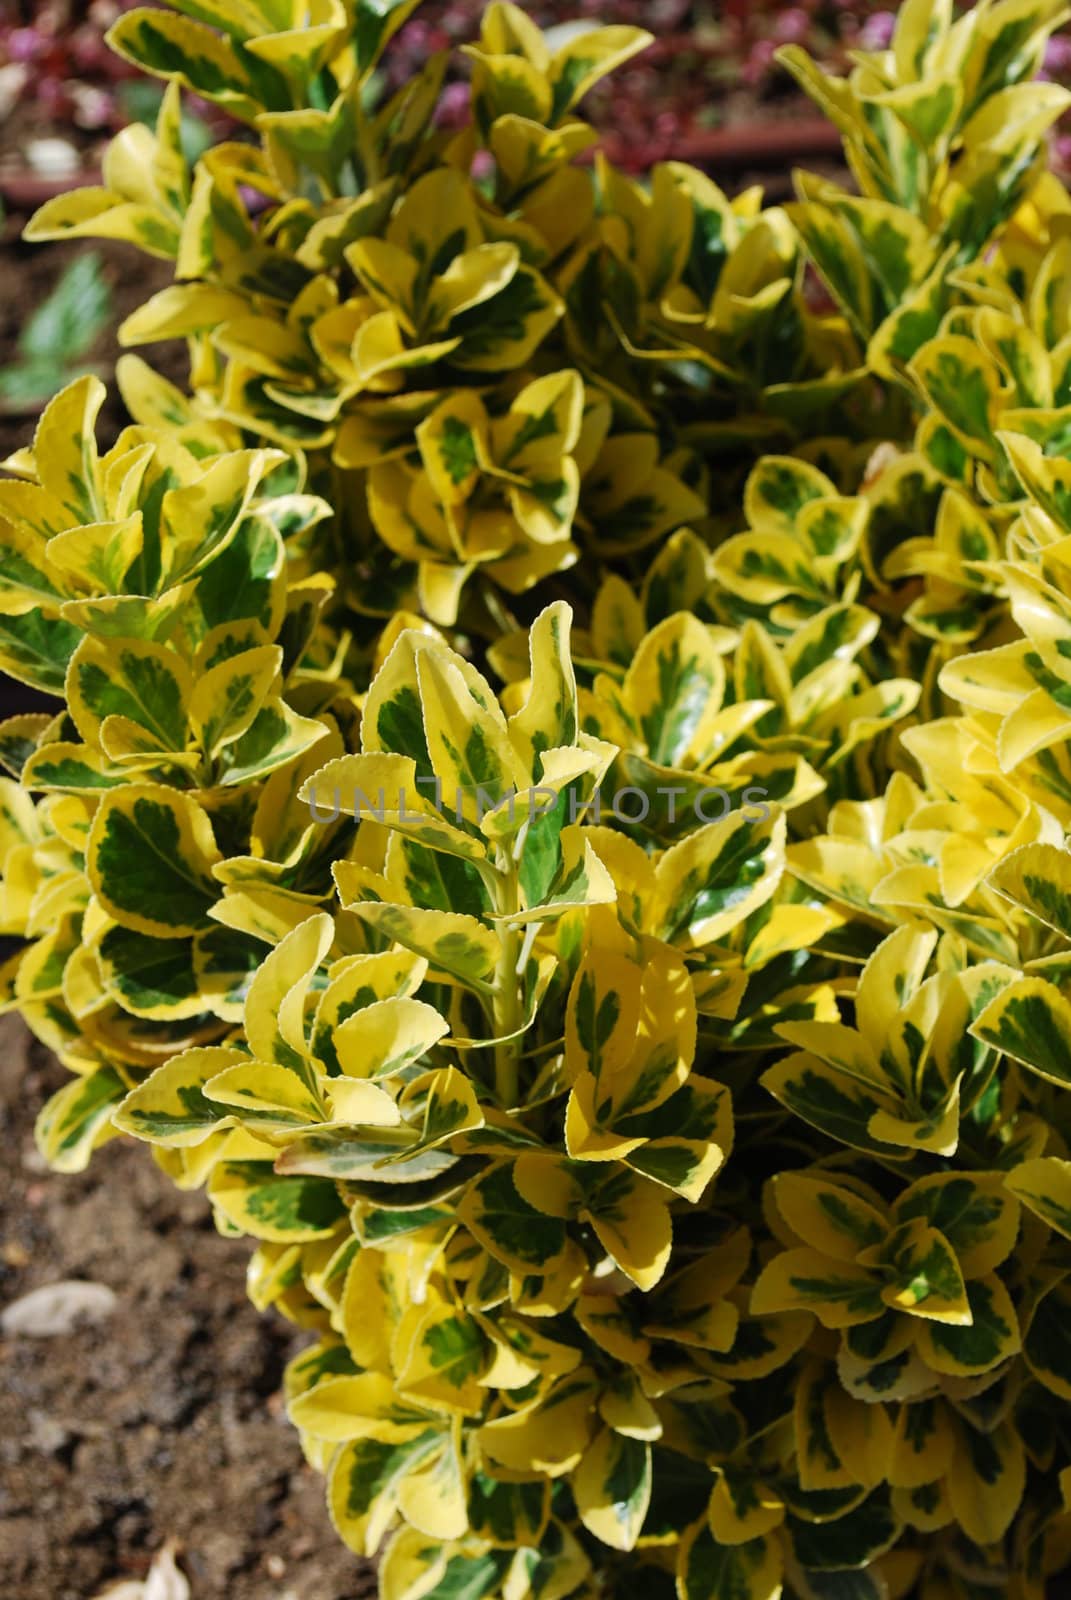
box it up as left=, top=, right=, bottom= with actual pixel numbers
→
left=0, top=1011, right=379, bottom=1599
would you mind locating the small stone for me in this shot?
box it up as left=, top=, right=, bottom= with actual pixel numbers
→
left=1, top=1279, right=118, bottom=1337
left=266, top=1554, right=286, bottom=1579
left=27, top=1408, right=71, bottom=1454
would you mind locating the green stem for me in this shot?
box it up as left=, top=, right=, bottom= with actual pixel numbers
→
left=492, top=855, right=522, bottom=1109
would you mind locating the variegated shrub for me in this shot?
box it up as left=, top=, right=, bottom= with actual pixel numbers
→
left=8, top=2, right=1071, bottom=1597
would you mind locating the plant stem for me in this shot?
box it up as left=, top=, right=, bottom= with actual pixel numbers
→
left=492, top=856, right=522, bottom=1109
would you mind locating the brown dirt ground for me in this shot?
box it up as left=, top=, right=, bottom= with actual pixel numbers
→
left=0, top=1012, right=378, bottom=1600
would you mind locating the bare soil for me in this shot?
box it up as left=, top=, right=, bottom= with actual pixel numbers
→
left=0, top=1014, right=377, bottom=1600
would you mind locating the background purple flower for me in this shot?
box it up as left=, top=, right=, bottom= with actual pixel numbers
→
left=1045, top=33, right=1071, bottom=75
left=772, top=8, right=812, bottom=46
left=859, top=11, right=897, bottom=50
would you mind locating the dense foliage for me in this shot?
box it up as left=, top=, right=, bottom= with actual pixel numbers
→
left=6, top=1, right=1071, bottom=1596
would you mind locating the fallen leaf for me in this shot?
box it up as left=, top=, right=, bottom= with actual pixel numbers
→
left=92, top=1542, right=190, bottom=1600
left=145, top=1545, right=191, bottom=1600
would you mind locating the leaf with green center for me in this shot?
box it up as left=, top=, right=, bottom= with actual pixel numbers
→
left=188, top=643, right=281, bottom=758
left=745, top=455, right=836, bottom=538
left=207, top=1158, right=347, bottom=1241
left=750, top=1247, right=885, bottom=1329
left=0, top=610, right=82, bottom=696
left=347, top=903, right=498, bottom=990
left=677, top=1520, right=783, bottom=1600
left=945, top=1419, right=1025, bottom=1548
left=711, top=529, right=827, bottom=605
left=87, top=783, right=221, bottom=936
left=106, top=8, right=264, bottom=122
left=1023, top=1279, right=1071, bottom=1400
left=565, top=948, right=643, bottom=1090
left=887, top=1395, right=954, bottom=1490
left=617, top=1075, right=733, bottom=1203
left=572, top=1427, right=651, bottom=1552
left=416, top=391, right=488, bottom=507
left=771, top=1171, right=888, bottom=1263
left=417, top=646, right=525, bottom=825
left=309, top=949, right=428, bottom=1076
left=449, top=266, right=563, bottom=373
left=393, top=1065, right=484, bottom=1157
left=241, top=912, right=333, bottom=1090
left=328, top=1429, right=442, bottom=1558
left=112, top=1045, right=246, bottom=1145
left=203, top=1059, right=327, bottom=1132
left=31, top=375, right=105, bottom=524
left=987, top=841, right=1071, bottom=940
left=654, top=809, right=786, bottom=948
left=95, top=924, right=205, bottom=1019
left=397, top=1304, right=487, bottom=1414
left=891, top=1173, right=1019, bottom=1277
left=387, top=834, right=490, bottom=917
left=67, top=635, right=190, bottom=754
left=879, top=1217, right=971, bottom=1325
left=274, top=1126, right=456, bottom=1183
left=786, top=1486, right=900, bottom=1571
left=971, top=975, right=1071, bottom=1087
left=909, top=334, right=1003, bottom=460
left=396, top=1425, right=468, bottom=1542
left=1005, top=1156, right=1071, bottom=1241
left=457, top=1161, right=570, bottom=1274
left=581, top=1166, right=672, bottom=1291
left=466, top=1471, right=549, bottom=1548
left=915, top=1273, right=1020, bottom=1375
left=46, top=515, right=144, bottom=601
left=34, top=1065, right=126, bottom=1174
left=507, top=600, right=580, bottom=775
left=794, top=1361, right=859, bottom=1491
left=622, top=612, right=726, bottom=768
left=160, top=448, right=281, bottom=584
left=758, top=1056, right=902, bottom=1158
